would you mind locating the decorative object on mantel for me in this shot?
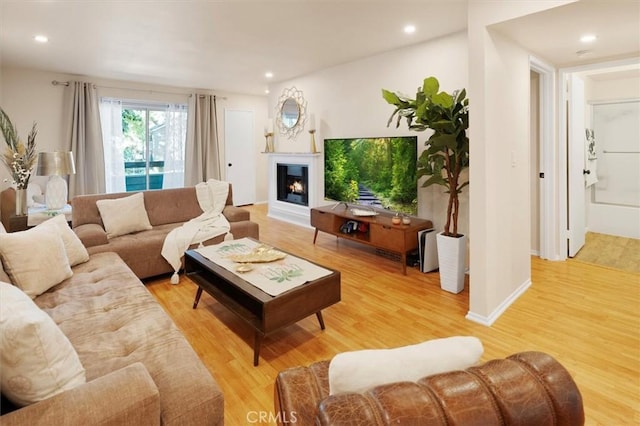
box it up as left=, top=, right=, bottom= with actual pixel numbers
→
left=308, top=113, right=318, bottom=153
left=384, top=76, right=469, bottom=293
left=36, top=151, right=76, bottom=210
left=0, top=107, right=37, bottom=216
left=264, top=119, right=275, bottom=153
left=276, top=86, right=307, bottom=140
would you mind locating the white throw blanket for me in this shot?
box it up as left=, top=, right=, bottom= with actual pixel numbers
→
left=161, top=179, right=232, bottom=284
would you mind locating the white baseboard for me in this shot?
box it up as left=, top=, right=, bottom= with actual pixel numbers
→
left=465, top=278, right=532, bottom=326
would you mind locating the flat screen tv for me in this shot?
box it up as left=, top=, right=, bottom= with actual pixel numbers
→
left=323, top=136, right=418, bottom=215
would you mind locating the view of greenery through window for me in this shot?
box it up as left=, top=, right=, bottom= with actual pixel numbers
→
left=121, top=105, right=187, bottom=191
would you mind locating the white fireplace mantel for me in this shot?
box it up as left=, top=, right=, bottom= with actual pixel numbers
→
left=267, top=152, right=323, bottom=228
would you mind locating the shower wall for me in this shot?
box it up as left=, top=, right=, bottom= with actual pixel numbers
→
left=586, top=74, right=640, bottom=238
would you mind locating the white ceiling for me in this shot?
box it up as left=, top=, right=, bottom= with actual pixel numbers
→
left=0, top=0, right=638, bottom=96
left=491, top=0, right=640, bottom=77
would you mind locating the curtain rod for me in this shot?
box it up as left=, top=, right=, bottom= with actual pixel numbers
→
left=51, top=79, right=226, bottom=99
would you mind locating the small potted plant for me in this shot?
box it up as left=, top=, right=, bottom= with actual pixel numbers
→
left=383, top=77, right=469, bottom=293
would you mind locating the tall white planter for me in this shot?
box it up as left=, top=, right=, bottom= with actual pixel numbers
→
left=436, top=233, right=467, bottom=294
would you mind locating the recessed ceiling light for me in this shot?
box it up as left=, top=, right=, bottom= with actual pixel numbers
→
left=265, top=89, right=270, bottom=94
left=404, top=25, right=416, bottom=34
left=34, top=35, right=48, bottom=43
left=265, top=72, right=273, bottom=79
left=580, top=34, right=597, bottom=43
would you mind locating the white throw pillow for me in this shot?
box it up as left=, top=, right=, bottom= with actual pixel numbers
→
left=96, top=192, right=152, bottom=238
left=37, top=214, right=89, bottom=266
left=0, top=227, right=73, bottom=298
left=328, top=336, right=484, bottom=395
left=0, top=282, right=86, bottom=406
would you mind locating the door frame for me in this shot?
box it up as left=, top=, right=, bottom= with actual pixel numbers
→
left=530, top=55, right=558, bottom=260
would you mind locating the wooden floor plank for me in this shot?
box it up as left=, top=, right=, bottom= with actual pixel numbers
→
left=146, top=203, right=640, bottom=426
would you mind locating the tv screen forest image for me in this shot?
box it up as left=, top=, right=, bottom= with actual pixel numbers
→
left=324, top=137, right=418, bottom=215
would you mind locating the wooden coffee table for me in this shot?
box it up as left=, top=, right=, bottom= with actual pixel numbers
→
left=184, top=245, right=341, bottom=366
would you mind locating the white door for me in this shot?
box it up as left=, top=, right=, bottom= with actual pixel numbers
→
left=567, top=74, right=587, bottom=257
left=224, top=109, right=256, bottom=206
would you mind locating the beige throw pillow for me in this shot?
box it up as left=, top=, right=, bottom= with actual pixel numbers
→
left=96, top=192, right=152, bottom=238
left=0, top=282, right=86, bottom=406
left=0, top=227, right=73, bottom=298
left=328, top=336, right=484, bottom=395
left=37, top=214, right=89, bottom=266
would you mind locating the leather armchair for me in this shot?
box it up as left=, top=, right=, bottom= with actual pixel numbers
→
left=274, top=351, right=584, bottom=425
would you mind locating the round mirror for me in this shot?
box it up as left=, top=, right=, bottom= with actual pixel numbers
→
left=281, top=98, right=300, bottom=129
left=276, top=86, right=307, bottom=139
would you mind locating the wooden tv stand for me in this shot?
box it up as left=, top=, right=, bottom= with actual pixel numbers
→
left=310, top=204, right=433, bottom=274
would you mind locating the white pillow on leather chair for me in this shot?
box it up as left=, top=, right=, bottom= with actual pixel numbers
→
left=328, top=336, right=483, bottom=395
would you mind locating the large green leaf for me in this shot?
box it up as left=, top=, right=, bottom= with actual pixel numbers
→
left=422, top=77, right=439, bottom=98
left=382, top=89, right=401, bottom=105
left=432, top=92, right=453, bottom=109
left=421, top=174, right=448, bottom=189
left=430, top=134, right=457, bottom=150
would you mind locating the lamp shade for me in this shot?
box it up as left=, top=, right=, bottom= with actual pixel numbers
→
left=36, top=152, right=76, bottom=176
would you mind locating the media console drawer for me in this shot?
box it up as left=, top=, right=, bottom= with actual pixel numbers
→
left=310, top=208, right=335, bottom=230
left=369, top=224, right=405, bottom=252
left=310, top=204, right=433, bottom=274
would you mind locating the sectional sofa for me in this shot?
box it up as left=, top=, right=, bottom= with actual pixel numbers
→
left=0, top=184, right=259, bottom=424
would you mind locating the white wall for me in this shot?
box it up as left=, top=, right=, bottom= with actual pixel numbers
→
left=466, top=1, right=566, bottom=324
left=0, top=66, right=268, bottom=203
left=267, top=31, right=469, bottom=237
left=584, top=73, right=640, bottom=238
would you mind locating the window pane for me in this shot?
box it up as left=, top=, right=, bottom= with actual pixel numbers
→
left=102, top=101, right=187, bottom=192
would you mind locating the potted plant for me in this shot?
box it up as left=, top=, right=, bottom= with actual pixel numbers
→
left=382, top=76, right=469, bottom=293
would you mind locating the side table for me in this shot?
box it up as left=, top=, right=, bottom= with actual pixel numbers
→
left=27, top=204, right=72, bottom=227
left=7, top=214, right=28, bottom=232
left=6, top=204, right=72, bottom=232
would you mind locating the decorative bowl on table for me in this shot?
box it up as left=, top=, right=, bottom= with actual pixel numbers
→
left=227, top=244, right=287, bottom=263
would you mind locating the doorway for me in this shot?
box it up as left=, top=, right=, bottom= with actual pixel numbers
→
left=560, top=58, right=640, bottom=260
left=529, top=56, right=557, bottom=261
left=224, top=109, right=256, bottom=206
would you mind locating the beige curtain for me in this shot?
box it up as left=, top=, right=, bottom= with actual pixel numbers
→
left=185, top=94, right=221, bottom=185
left=65, top=82, right=105, bottom=196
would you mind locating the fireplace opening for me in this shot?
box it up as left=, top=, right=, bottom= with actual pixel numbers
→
left=277, top=163, right=309, bottom=206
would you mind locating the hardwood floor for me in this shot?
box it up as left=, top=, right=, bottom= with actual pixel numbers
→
left=146, top=204, right=640, bottom=426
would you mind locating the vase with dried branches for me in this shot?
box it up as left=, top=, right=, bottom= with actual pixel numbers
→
left=0, top=107, right=37, bottom=215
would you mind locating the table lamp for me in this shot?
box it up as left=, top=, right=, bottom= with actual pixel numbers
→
left=36, top=151, right=76, bottom=210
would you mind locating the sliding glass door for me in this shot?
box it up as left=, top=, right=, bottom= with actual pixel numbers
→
left=100, top=99, right=187, bottom=193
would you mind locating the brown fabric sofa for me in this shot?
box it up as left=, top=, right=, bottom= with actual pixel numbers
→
left=274, top=351, right=584, bottom=425
left=1, top=251, right=223, bottom=425
left=71, top=185, right=259, bottom=279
